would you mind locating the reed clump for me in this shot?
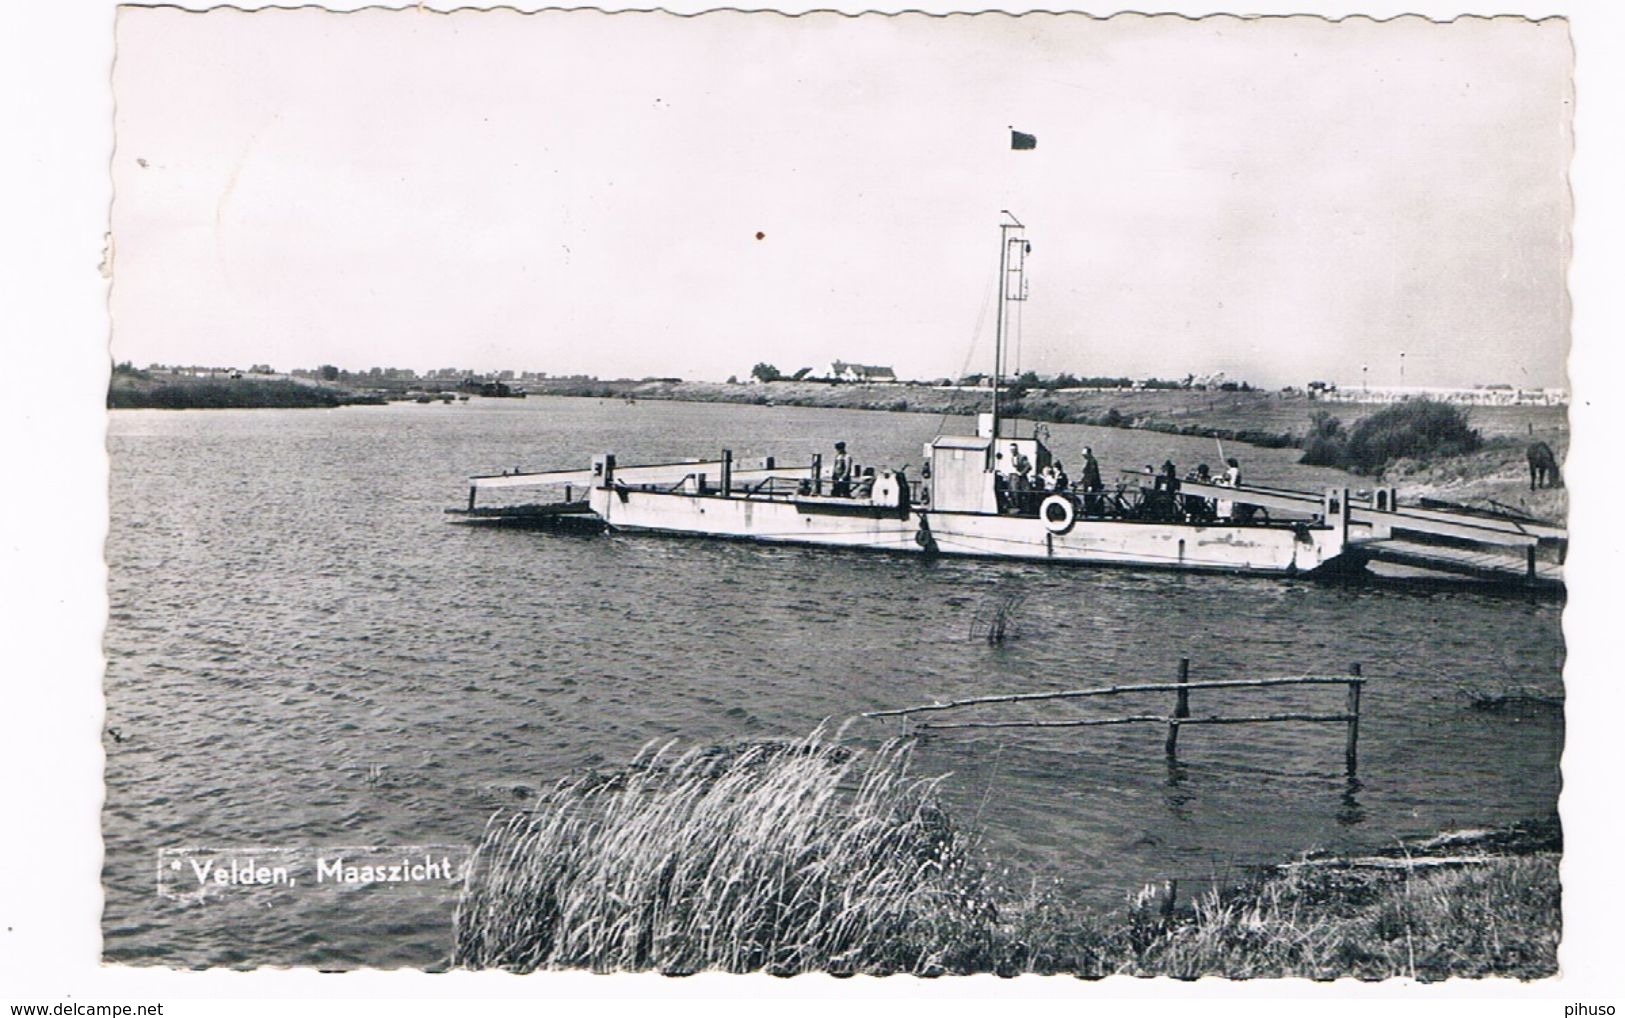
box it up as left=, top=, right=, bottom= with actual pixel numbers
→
left=453, top=731, right=1001, bottom=974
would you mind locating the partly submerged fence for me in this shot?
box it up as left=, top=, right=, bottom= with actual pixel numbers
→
left=866, top=659, right=1365, bottom=775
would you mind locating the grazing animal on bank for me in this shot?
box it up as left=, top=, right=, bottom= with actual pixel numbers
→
left=1527, top=441, right=1561, bottom=491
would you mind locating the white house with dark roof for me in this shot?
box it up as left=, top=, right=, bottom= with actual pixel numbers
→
left=830, top=360, right=898, bottom=383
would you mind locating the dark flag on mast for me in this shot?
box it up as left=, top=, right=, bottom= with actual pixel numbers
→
left=1010, top=129, right=1037, bottom=150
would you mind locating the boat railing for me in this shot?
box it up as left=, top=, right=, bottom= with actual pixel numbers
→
left=644, top=472, right=831, bottom=499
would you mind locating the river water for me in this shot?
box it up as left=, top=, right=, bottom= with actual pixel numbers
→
left=103, top=396, right=1564, bottom=968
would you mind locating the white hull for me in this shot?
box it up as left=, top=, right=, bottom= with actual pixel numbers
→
left=589, top=487, right=1349, bottom=576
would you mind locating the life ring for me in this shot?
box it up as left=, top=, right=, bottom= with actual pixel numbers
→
left=1040, top=495, right=1076, bottom=534
left=914, top=518, right=938, bottom=554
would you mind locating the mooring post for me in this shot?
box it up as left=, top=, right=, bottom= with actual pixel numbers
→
left=721, top=448, right=733, bottom=497
left=1526, top=545, right=1537, bottom=583
left=812, top=453, right=823, bottom=495
left=1165, top=657, right=1190, bottom=758
left=1346, top=662, right=1362, bottom=777
left=467, top=485, right=476, bottom=512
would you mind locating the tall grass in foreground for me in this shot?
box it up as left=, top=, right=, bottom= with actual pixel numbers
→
left=453, top=731, right=1000, bottom=974
left=454, top=730, right=1560, bottom=978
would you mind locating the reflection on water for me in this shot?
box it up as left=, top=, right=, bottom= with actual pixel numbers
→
left=1337, top=778, right=1367, bottom=828
left=104, top=397, right=1564, bottom=967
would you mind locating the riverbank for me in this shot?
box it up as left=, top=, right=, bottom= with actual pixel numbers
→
left=541, top=379, right=1320, bottom=448
left=540, top=377, right=1563, bottom=436
left=1384, top=439, right=1569, bottom=524
left=107, top=372, right=385, bottom=409
left=454, top=734, right=1559, bottom=979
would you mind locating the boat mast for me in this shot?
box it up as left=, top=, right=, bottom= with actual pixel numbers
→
left=990, top=211, right=1026, bottom=449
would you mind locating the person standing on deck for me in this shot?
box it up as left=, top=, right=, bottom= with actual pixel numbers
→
left=1217, top=457, right=1241, bottom=520
left=831, top=441, right=853, bottom=497
left=1222, top=457, right=1256, bottom=521
left=1010, top=443, right=1032, bottom=481
left=1184, top=463, right=1214, bottom=520
left=1155, top=460, right=1180, bottom=519
left=1080, top=447, right=1102, bottom=514
left=1009, top=444, right=1032, bottom=513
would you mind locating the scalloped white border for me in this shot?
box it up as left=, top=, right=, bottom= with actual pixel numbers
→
left=4, top=2, right=1617, bottom=1011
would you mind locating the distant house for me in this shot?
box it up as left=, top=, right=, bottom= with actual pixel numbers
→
left=830, top=360, right=898, bottom=383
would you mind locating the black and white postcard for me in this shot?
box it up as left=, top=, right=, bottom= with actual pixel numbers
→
left=8, top=0, right=1624, bottom=1011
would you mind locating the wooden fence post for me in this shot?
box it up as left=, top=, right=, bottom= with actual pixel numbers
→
left=1165, top=657, right=1190, bottom=758
left=1346, top=662, right=1362, bottom=776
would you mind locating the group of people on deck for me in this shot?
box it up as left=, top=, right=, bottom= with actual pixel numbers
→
left=1169, top=457, right=1248, bottom=521
left=994, top=442, right=1103, bottom=515
left=821, top=437, right=1249, bottom=522
left=993, top=440, right=1248, bottom=522
left=1128, top=456, right=1250, bottom=521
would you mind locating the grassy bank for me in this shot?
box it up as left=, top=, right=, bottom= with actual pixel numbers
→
left=539, top=377, right=1565, bottom=463
left=1383, top=438, right=1569, bottom=524
left=1291, top=399, right=1566, bottom=520
left=454, top=732, right=1559, bottom=978
left=108, top=369, right=384, bottom=409
left=1031, top=829, right=1560, bottom=980
left=538, top=378, right=1314, bottom=448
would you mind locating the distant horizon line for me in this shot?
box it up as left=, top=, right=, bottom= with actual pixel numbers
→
left=117, top=359, right=1569, bottom=395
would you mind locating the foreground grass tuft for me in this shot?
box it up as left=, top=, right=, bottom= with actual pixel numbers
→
left=453, top=732, right=1001, bottom=974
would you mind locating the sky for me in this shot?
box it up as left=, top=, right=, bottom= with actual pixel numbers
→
left=110, top=9, right=1573, bottom=389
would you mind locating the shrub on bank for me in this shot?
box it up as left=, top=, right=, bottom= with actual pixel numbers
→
left=1299, top=400, right=1481, bottom=473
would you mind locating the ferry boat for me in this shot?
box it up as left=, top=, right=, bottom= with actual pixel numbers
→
left=453, top=214, right=1371, bottom=578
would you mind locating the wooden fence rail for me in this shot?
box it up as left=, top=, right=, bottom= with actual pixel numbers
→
left=867, top=659, right=1366, bottom=775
